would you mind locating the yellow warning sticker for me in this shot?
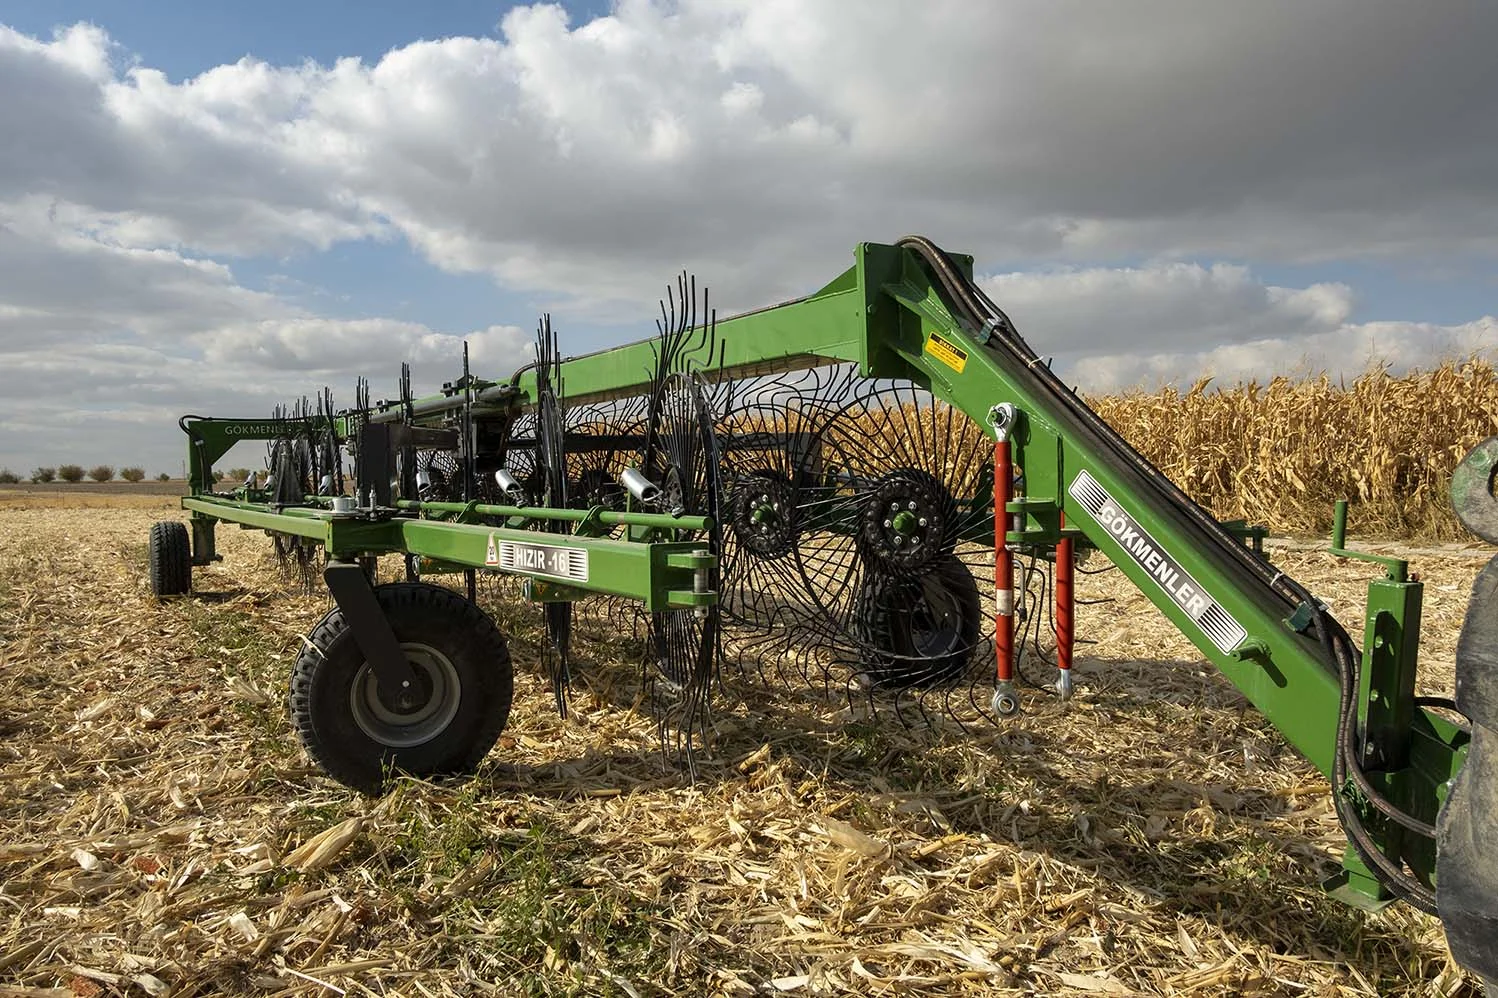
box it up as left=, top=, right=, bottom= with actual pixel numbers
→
left=924, top=331, right=968, bottom=373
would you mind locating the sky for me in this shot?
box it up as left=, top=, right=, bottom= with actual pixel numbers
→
left=1, top=0, right=1495, bottom=478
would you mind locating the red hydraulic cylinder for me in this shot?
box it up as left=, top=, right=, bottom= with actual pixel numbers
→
left=994, top=438, right=1015, bottom=684
left=1055, top=513, right=1075, bottom=698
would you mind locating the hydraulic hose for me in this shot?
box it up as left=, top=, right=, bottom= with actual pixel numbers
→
left=1272, top=580, right=1438, bottom=912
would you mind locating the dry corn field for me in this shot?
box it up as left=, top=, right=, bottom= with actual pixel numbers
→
left=1091, top=357, right=1498, bottom=540
left=1, top=481, right=1492, bottom=998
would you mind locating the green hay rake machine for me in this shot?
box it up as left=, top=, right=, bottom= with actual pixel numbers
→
left=151, top=238, right=1497, bottom=984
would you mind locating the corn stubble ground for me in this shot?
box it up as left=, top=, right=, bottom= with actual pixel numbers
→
left=0, top=484, right=1490, bottom=998
left=3, top=361, right=1497, bottom=997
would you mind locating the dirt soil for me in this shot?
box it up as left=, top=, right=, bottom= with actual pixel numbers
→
left=0, top=497, right=1490, bottom=997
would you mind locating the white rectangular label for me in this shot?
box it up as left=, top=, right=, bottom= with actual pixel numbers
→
left=1068, top=469, right=1248, bottom=654
left=496, top=541, right=589, bottom=583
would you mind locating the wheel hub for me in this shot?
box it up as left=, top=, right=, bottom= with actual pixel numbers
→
left=858, top=470, right=954, bottom=575
left=349, top=644, right=462, bottom=748
left=572, top=468, right=622, bottom=509
left=382, top=668, right=433, bottom=713
left=730, top=472, right=796, bottom=558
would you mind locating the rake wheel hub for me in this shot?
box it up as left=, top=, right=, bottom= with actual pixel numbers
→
left=858, top=469, right=956, bottom=574
left=729, top=471, right=796, bottom=559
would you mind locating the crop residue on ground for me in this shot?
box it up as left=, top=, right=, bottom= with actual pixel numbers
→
left=0, top=498, right=1488, bottom=996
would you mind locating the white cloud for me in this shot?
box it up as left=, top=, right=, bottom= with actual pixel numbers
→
left=1067, top=317, right=1498, bottom=394
left=0, top=198, right=528, bottom=475
left=982, top=257, right=1498, bottom=389
left=988, top=263, right=1498, bottom=391
left=2, top=3, right=1497, bottom=474
left=9, top=3, right=1493, bottom=309
left=981, top=264, right=1354, bottom=356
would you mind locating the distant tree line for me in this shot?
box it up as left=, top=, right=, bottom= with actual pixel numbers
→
left=0, top=465, right=257, bottom=485
left=0, top=465, right=168, bottom=484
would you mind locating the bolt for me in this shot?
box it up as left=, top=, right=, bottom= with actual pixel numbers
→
left=918, top=517, right=928, bottom=527
left=907, top=501, right=918, bottom=510
left=883, top=519, right=892, bottom=528
left=893, top=536, right=904, bottom=546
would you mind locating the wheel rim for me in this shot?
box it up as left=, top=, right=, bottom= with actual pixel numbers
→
left=907, top=574, right=967, bottom=659
left=348, top=643, right=462, bottom=748
left=855, top=560, right=980, bottom=688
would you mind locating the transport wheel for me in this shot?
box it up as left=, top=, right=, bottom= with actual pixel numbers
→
left=290, top=582, right=514, bottom=794
left=853, top=556, right=982, bottom=689
left=148, top=521, right=191, bottom=597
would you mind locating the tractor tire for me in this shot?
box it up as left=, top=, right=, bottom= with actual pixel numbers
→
left=289, top=582, right=513, bottom=794
left=853, top=555, right=982, bottom=690
left=148, top=521, right=191, bottom=597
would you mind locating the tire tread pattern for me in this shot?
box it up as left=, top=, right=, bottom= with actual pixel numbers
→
left=148, top=521, right=191, bottom=597
left=288, top=582, right=513, bottom=793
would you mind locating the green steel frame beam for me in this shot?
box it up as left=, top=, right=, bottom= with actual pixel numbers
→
left=182, top=497, right=713, bottom=612
left=178, top=416, right=338, bottom=495
left=525, top=240, right=1466, bottom=898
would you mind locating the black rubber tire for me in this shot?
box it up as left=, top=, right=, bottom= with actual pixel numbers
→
left=148, top=521, right=191, bottom=597
left=854, top=556, right=982, bottom=689
left=289, top=582, right=514, bottom=794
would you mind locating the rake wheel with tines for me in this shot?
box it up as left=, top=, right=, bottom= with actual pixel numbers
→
left=533, top=314, right=574, bottom=717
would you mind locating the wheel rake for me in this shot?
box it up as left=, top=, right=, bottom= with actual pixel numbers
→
left=636, top=276, right=724, bottom=769
left=265, top=395, right=342, bottom=592
left=710, top=371, right=1035, bottom=726
left=154, top=238, right=1498, bottom=983
left=530, top=314, right=574, bottom=718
